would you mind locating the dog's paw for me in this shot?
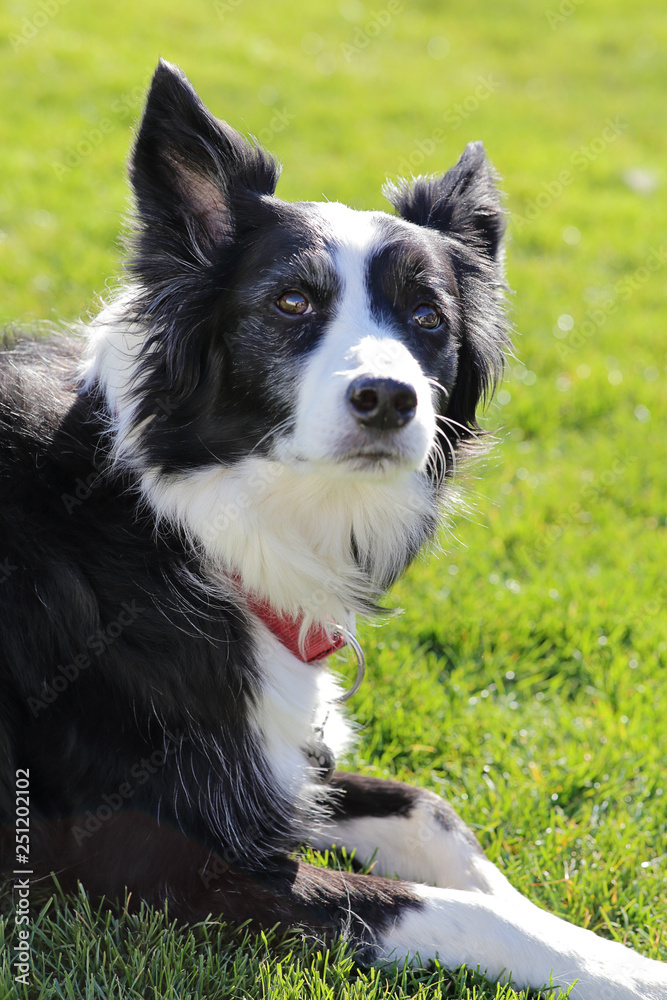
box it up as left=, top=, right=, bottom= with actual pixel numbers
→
left=565, top=951, right=667, bottom=1000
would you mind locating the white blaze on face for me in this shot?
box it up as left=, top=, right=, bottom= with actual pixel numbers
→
left=286, top=202, right=437, bottom=474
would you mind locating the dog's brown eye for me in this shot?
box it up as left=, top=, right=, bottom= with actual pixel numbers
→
left=413, top=303, right=443, bottom=330
left=276, top=290, right=312, bottom=316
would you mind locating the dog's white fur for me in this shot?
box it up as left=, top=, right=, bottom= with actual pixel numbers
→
left=385, top=881, right=667, bottom=999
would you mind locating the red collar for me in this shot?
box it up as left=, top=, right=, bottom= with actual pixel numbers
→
left=243, top=591, right=347, bottom=663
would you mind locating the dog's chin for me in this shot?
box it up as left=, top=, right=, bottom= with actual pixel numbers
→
left=273, top=429, right=431, bottom=481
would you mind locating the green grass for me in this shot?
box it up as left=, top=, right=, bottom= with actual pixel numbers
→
left=1, top=0, right=666, bottom=997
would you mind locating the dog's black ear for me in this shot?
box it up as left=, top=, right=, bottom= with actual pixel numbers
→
left=385, top=144, right=509, bottom=444
left=130, top=60, right=280, bottom=245
left=384, top=141, right=504, bottom=262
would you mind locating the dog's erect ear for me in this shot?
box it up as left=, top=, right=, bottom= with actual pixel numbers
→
left=384, top=142, right=504, bottom=262
left=130, top=60, right=280, bottom=245
left=386, top=144, right=509, bottom=442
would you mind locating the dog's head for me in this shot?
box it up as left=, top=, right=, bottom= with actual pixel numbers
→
left=116, top=60, right=507, bottom=487
left=86, top=60, right=509, bottom=616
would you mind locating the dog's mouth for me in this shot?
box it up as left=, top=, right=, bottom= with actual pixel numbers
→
left=275, top=426, right=430, bottom=476
left=328, top=442, right=424, bottom=477
left=340, top=448, right=403, bottom=464
left=335, top=424, right=431, bottom=468
left=289, top=448, right=405, bottom=468
left=285, top=447, right=411, bottom=478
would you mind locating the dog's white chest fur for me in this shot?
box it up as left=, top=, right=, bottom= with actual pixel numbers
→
left=250, top=623, right=354, bottom=798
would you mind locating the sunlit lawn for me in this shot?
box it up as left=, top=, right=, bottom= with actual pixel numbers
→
left=1, top=0, right=665, bottom=996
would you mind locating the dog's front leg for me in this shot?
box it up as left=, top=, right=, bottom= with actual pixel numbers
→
left=19, top=807, right=667, bottom=998
left=378, top=882, right=667, bottom=1000
left=310, top=772, right=667, bottom=999
left=313, top=771, right=517, bottom=897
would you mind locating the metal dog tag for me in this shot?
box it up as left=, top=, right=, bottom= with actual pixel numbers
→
left=304, top=729, right=336, bottom=784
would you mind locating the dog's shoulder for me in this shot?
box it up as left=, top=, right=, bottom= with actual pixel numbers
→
left=0, top=328, right=82, bottom=430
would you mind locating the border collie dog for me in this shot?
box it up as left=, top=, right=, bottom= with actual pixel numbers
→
left=1, top=61, right=666, bottom=999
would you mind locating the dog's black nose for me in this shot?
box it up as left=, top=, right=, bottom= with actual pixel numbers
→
left=346, top=376, right=417, bottom=430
